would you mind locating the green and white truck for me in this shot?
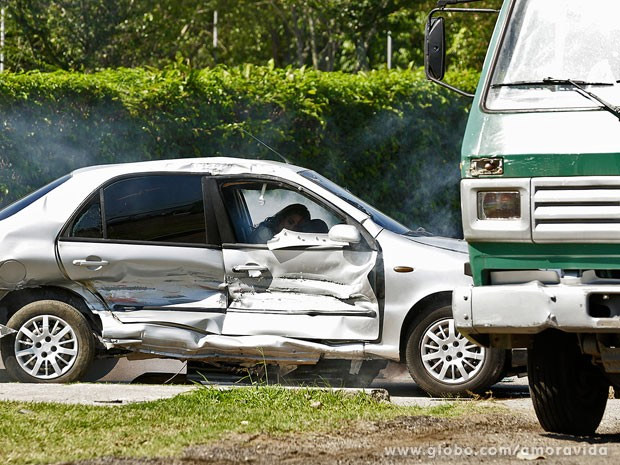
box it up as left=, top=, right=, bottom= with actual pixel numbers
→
left=426, top=0, right=620, bottom=435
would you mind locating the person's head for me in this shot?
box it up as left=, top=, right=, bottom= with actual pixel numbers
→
left=273, top=203, right=310, bottom=233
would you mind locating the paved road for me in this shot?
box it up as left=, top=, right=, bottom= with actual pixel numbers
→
left=0, top=355, right=187, bottom=383
left=0, top=354, right=528, bottom=406
left=0, top=382, right=195, bottom=405
left=0, top=376, right=528, bottom=407
left=0, top=356, right=528, bottom=404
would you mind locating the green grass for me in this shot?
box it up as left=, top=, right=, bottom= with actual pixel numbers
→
left=0, top=385, right=478, bottom=464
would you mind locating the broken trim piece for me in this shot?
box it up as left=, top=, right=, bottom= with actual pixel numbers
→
left=227, top=308, right=377, bottom=317
left=0, top=323, right=16, bottom=338
left=267, top=229, right=348, bottom=250
left=113, top=305, right=227, bottom=313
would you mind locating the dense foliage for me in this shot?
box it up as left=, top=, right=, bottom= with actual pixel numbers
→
left=4, top=0, right=501, bottom=73
left=0, top=66, right=476, bottom=236
left=0, top=1, right=501, bottom=236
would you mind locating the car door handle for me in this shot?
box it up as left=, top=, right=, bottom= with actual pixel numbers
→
left=72, top=259, right=109, bottom=267
left=232, top=264, right=268, bottom=273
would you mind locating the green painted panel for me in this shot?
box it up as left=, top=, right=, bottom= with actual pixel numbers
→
left=468, top=242, right=620, bottom=285
left=462, top=153, right=620, bottom=178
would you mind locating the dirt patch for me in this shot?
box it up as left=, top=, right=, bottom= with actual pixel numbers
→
left=71, top=412, right=620, bottom=465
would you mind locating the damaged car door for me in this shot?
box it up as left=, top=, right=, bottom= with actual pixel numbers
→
left=57, top=174, right=227, bottom=337
left=215, top=178, right=381, bottom=341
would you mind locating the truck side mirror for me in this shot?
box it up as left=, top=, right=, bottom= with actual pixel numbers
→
left=423, top=3, right=501, bottom=99
left=425, top=17, right=446, bottom=80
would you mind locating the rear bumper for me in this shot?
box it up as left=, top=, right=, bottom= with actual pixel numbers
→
left=453, top=282, right=620, bottom=335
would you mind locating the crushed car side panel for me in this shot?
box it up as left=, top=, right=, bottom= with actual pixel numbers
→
left=57, top=241, right=227, bottom=333
left=222, top=229, right=380, bottom=340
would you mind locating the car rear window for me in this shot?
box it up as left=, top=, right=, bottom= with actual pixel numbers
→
left=0, top=174, right=71, bottom=221
left=104, top=175, right=207, bottom=244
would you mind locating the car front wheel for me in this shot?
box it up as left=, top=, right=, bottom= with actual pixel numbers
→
left=1, top=300, right=95, bottom=383
left=405, top=305, right=506, bottom=397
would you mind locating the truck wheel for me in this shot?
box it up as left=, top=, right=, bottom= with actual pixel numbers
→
left=1, top=300, right=95, bottom=383
left=528, top=330, right=608, bottom=435
left=405, top=305, right=506, bottom=397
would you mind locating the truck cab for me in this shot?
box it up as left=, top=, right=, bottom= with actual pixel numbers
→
left=427, top=0, right=620, bottom=434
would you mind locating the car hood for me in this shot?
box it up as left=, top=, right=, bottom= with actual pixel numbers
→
left=402, top=234, right=468, bottom=254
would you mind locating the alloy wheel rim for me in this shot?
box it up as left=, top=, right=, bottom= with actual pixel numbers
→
left=420, top=317, right=486, bottom=385
left=14, top=315, right=79, bottom=379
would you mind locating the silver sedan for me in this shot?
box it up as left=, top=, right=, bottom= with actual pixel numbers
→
left=0, top=158, right=514, bottom=395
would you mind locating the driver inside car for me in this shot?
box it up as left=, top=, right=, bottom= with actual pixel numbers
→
left=249, top=203, right=313, bottom=243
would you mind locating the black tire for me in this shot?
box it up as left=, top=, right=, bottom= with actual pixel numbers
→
left=528, top=330, right=608, bottom=435
left=1, top=300, right=95, bottom=383
left=405, top=305, right=506, bottom=397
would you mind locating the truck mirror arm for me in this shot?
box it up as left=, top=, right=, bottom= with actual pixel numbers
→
left=425, top=6, right=499, bottom=99
left=436, top=0, right=487, bottom=6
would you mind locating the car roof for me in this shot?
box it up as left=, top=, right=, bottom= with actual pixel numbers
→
left=71, top=157, right=305, bottom=178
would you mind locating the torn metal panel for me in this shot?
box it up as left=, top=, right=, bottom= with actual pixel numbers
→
left=223, top=311, right=377, bottom=340
left=57, top=241, right=227, bottom=332
left=111, top=310, right=226, bottom=334
left=102, top=319, right=366, bottom=362
left=223, top=232, right=379, bottom=340
left=267, top=229, right=348, bottom=250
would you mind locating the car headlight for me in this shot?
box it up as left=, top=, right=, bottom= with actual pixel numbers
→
left=477, top=191, right=521, bottom=220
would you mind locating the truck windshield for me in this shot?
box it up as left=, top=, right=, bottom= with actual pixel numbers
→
left=486, top=0, right=620, bottom=111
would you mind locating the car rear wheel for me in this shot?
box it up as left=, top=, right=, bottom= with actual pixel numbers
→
left=528, top=330, right=608, bottom=435
left=405, top=305, right=506, bottom=397
left=1, top=300, right=95, bottom=383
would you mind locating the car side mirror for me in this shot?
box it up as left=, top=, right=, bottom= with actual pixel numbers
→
left=328, top=224, right=360, bottom=244
left=425, top=16, right=446, bottom=80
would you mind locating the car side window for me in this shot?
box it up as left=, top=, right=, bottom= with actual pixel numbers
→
left=70, top=195, right=103, bottom=238
left=102, top=175, right=207, bottom=244
left=221, top=181, right=344, bottom=244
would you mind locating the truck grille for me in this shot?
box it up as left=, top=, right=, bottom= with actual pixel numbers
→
left=532, top=177, right=620, bottom=242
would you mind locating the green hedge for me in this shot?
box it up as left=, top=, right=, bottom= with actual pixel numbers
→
left=0, top=65, right=476, bottom=236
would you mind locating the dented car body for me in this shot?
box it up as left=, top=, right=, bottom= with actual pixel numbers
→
left=0, top=158, right=513, bottom=394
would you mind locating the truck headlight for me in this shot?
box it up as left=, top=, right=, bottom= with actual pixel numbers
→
left=462, top=179, right=530, bottom=242
left=477, top=191, right=521, bottom=220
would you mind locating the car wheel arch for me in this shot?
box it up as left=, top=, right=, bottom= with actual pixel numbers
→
left=398, top=291, right=453, bottom=363
left=0, top=285, right=102, bottom=336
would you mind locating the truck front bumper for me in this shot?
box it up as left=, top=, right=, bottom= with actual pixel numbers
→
left=453, top=282, right=620, bottom=335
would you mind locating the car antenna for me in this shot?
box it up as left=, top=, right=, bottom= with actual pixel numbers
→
left=237, top=126, right=291, bottom=164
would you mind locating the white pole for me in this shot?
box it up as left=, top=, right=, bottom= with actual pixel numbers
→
left=213, top=10, right=218, bottom=48
left=213, top=9, right=218, bottom=65
left=387, top=30, right=392, bottom=70
left=1, top=7, right=5, bottom=73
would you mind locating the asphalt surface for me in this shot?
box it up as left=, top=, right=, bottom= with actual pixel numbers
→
left=0, top=355, right=527, bottom=406
left=0, top=382, right=195, bottom=405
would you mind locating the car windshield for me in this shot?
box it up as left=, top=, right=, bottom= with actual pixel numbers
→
left=0, top=174, right=71, bottom=221
left=299, top=170, right=422, bottom=235
left=486, top=0, right=620, bottom=110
